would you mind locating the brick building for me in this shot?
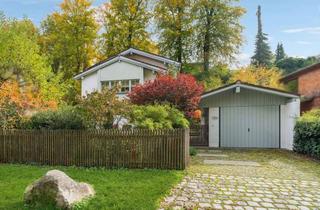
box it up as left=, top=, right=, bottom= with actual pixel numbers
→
left=280, top=62, right=320, bottom=112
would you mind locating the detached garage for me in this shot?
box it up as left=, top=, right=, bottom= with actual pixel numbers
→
left=200, top=81, right=300, bottom=150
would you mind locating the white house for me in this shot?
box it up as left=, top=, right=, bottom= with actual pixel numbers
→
left=199, top=81, right=300, bottom=150
left=74, top=48, right=181, bottom=96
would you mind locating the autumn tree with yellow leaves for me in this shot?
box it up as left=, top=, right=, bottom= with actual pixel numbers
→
left=230, top=65, right=284, bottom=89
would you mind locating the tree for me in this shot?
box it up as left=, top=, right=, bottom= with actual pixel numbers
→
left=154, top=0, right=193, bottom=64
left=275, top=43, right=286, bottom=63
left=128, top=74, right=204, bottom=118
left=0, top=14, right=64, bottom=103
left=193, top=0, right=245, bottom=72
left=230, top=65, right=284, bottom=89
left=276, top=56, right=320, bottom=75
left=251, top=5, right=272, bottom=67
left=101, top=0, right=155, bottom=57
left=40, top=0, right=99, bottom=80
left=184, top=63, right=231, bottom=90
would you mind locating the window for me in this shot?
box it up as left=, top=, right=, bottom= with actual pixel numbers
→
left=101, top=79, right=140, bottom=94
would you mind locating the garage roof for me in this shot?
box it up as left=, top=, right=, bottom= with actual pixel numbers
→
left=201, top=81, right=299, bottom=99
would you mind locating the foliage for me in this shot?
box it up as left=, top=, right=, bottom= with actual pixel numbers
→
left=0, top=164, right=183, bottom=210
left=0, top=99, right=23, bottom=129
left=40, top=0, right=98, bottom=80
left=128, top=74, right=204, bottom=118
left=154, top=0, right=193, bottom=64
left=294, top=109, right=320, bottom=159
left=275, top=42, right=286, bottom=63
left=0, top=14, right=64, bottom=102
left=193, top=0, right=245, bottom=71
left=251, top=5, right=273, bottom=67
left=0, top=81, right=58, bottom=129
left=276, top=56, right=320, bottom=75
left=184, top=63, right=230, bottom=90
left=24, top=106, right=86, bottom=130
left=189, top=147, right=197, bottom=156
left=230, top=65, right=284, bottom=89
left=78, top=87, right=131, bottom=129
left=101, top=0, right=156, bottom=57
left=130, top=104, right=189, bottom=129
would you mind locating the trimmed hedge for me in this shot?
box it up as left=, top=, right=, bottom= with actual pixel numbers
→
left=294, top=109, right=320, bottom=159
left=24, top=106, right=86, bottom=130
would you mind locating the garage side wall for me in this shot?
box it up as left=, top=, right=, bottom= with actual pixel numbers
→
left=280, top=99, right=300, bottom=150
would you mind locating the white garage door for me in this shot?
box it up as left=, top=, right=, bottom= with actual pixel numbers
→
left=220, top=106, right=280, bottom=148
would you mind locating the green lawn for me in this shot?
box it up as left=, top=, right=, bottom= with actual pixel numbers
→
left=0, top=164, right=183, bottom=210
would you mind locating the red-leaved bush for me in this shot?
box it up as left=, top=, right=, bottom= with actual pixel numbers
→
left=128, top=74, right=204, bottom=118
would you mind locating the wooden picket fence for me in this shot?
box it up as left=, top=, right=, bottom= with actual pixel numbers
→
left=0, top=129, right=190, bottom=170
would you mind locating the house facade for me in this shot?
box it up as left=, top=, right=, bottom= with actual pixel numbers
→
left=199, top=81, right=300, bottom=150
left=280, top=62, right=320, bottom=112
left=74, top=48, right=180, bottom=96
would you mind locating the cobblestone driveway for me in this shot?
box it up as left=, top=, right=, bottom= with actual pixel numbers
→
left=160, top=174, right=320, bottom=210
left=160, top=150, right=320, bottom=210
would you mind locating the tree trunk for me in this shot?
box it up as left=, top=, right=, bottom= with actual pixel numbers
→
left=203, top=21, right=210, bottom=72
left=202, top=7, right=212, bottom=72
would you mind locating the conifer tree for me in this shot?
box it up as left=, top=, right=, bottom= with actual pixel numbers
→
left=275, top=42, right=286, bottom=63
left=251, top=5, right=272, bottom=67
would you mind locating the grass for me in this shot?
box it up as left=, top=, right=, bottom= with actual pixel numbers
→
left=190, top=149, right=320, bottom=181
left=0, top=164, right=184, bottom=210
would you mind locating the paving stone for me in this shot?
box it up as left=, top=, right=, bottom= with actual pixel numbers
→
left=203, top=160, right=261, bottom=167
left=261, top=202, right=274, bottom=208
left=224, top=204, right=233, bottom=209
left=159, top=173, right=320, bottom=210
left=212, top=204, right=223, bottom=209
left=197, top=153, right=229, bottom=157
left=247, top=201, right=260, bottom=207
left=199, top=203, right=211, bottom=208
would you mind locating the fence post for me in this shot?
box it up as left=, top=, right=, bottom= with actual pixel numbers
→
left=182, top=128, right=190, bottom=169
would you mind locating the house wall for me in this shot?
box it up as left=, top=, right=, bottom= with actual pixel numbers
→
left=81, top=61, right=160, bottom=96
left=99, top=61, right=144, bottom=83
left=208, top=107, right=219, bottom=147
left=280, top=98, right=300, bottom=150
left=298, top=67, right=320, bottom=97
left=81, top=72, right=98, bottom=96
left=144, top=69, right=157, bottom=81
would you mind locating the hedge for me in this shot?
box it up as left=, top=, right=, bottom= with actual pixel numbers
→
left=24, top=106, right=86, bottom=130
left=293, top=109, right=320, bottom=159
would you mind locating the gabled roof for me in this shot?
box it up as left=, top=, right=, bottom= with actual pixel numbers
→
left=74, top=48, right=180, bottom=80
left=119, top=48, right=181, bottom=66
left=74, top=55, right=166, bottom=80
left=280, top=62, right=320, bottom=82
left=201, top=81, right=299, bottom=99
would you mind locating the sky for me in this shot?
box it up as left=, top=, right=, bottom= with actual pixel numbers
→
left=0, top=0, right=320, bottom=66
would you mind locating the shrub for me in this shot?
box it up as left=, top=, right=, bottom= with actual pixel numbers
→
left=25, top=106, right=86, bottom=130
left=130, top=104, right=189, bottom=129
left=0, top=99, right=23, bottom=129
left=128, top=74, right=204, bottom=118
left=294, top=109, right=320, bottom=159
left=78, top=87, right=131, bottom=129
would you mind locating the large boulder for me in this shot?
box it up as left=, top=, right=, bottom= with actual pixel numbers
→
left=24, top=170, right=95, bottom=209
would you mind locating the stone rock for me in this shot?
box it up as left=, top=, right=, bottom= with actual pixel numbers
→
left=24, top=170, right=95, bottom=209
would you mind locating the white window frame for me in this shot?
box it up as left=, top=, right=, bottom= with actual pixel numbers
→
left=101, top=79, right=140, bottom=94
